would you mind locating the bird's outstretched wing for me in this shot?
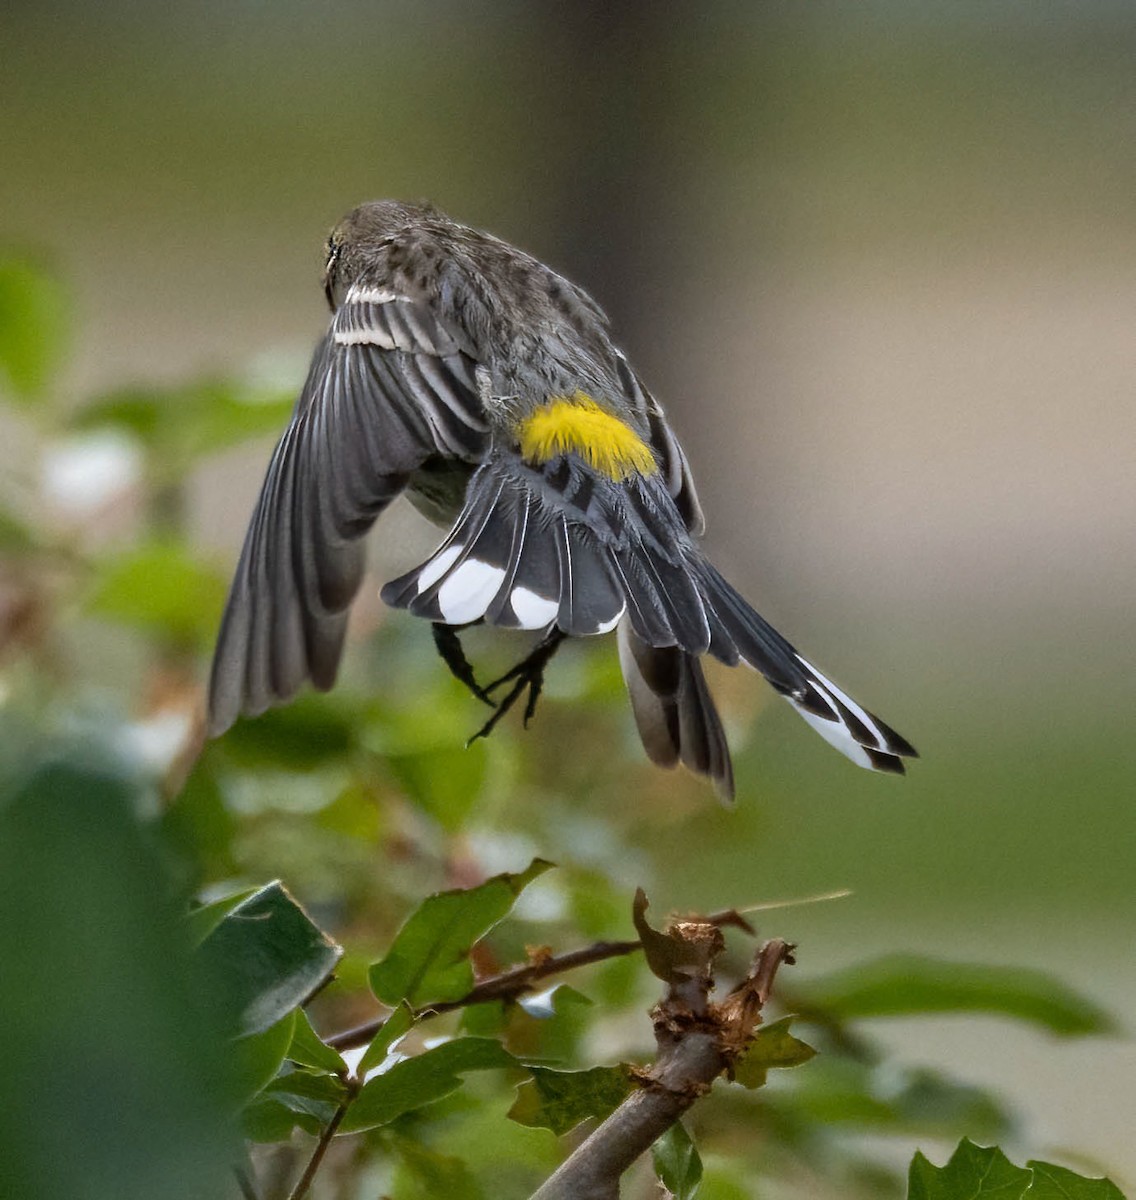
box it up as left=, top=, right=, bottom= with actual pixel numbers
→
left=208, top=284, right=488, bottom=734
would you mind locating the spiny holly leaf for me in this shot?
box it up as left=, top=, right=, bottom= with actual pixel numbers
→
left=1024, top=1160, right=1126, bottom=1199
left=508, top=1064, right=634, bottom=1135
left=909, top=1142, right=1127, bottom=1199
left=800, top=956, right=1114, bottom=1036
left=908, top=1140, right=1034, bottom=1199
left=368, top=860, right=552, bottom=1006
left=340, top=1037, right=517, bottom=1133
left=358, top=1001, right=416, bottom=1075
left=732, top=1016, right=816, bottom=1089
left=196, top=881, right=342, bottom=1038
left=652, top=1122, right=703, bottom=1200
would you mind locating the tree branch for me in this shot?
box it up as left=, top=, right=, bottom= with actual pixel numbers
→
left=326, top=938, right=639, bottom=1051
left=326, top=906, right=754, bottom=1052
left=529, top=937, right=795, bottom=1200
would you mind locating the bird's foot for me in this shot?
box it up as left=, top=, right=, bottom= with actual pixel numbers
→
left=432, top=623, right=493, bottom=706
left=467, top=629, right=566, bottom=745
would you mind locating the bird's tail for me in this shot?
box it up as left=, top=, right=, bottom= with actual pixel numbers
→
left=617, top=623, right=734, bottom=801
left=383, top=459, right=917, bottom=777
left=688, top=558, right=918, bottom=775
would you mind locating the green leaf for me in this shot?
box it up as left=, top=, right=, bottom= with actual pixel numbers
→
left=242, top=1094, right=316, bottom=1137
left=340, top=1037, right=517, bottom=1133
left=387, top=743, right=487, bottom=831
left=778, top=1054, right=1009, bottom=1138
left=185, top=887, right=259, bottom=944
left=358, top=1000, right=416, bottom=1075
left=1025, top=1160, right=1126, bottom=1199
left=799, top=956, right=1114, bottom=1036
left=87, top=539, right=228, bottom=646
left=695, top=1168, right=752, bottom=1200
left=288, top=1008, right=347, bottom=1075
left=74, top=376, right=297, bottom=472
left=0, top=256, right=68, bottom=400
left=241, top=1095, right=325, bottom=1141
left=908, top=1140, right=1032, bottom=1199
left=908, top=1142, right=1128, bottom=1200
left=368, top=859, right=553, bottom=1006
left=390, top=1136, right=486, bottom=1200
left=196, top=880, right=342, bottom=1037
left=0, top=737, right=239, bottom=1199
left=507, top=1064, right=634, bottom=1135
left=229, top=1012, right=297, bottom=1103
left=0, top=506, right=36, bottom=552
left=732, top=1016, right=816, bottom=1089
left=216, top=695, right=356, bottom=768
left=889, top=1066, right=1009, bottom=1137
left=241, top=1066, right=345, bottom=1141
left=459, top=1000, right=508, bottom=1036
left=265, top=1067, right=349, bottom=1105
left=652, top=1122, right=703, bottom=1200
left=161, top=766, right=237, bottom=884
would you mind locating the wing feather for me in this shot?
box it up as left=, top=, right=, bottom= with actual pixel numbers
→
left=208, top=287, right=487, bottom=734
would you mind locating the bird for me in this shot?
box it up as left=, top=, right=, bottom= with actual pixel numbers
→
left=207, top=200, right=916, bottom=799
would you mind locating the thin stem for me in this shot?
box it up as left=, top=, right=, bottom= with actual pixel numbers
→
left=285, top=1083, right=355, bottom=1200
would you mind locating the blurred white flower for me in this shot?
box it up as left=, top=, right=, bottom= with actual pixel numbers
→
left=117, top=707, right=196, bottom=776
left=41, top=431, right=143, bottom=529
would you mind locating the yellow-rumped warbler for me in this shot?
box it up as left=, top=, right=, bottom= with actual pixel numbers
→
left=208, top=200, right=916, bottom=798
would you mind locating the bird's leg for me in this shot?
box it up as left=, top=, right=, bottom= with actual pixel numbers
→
left=431, top=623, right=493, bottom=706
left=467, top=628, right=567, bottom=744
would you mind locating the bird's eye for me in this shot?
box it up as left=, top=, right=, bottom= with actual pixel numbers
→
left=323, top=240, right=342, bottom=309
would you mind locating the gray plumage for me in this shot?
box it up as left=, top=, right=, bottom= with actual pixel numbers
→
left=209, top=200, right=917, bottom=798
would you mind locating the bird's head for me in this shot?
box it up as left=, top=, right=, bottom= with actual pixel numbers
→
left=322, top=199, right=443, bottom=309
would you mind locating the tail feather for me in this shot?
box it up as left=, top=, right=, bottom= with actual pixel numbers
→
left=381, top=468, right=626, bottom=636
left=690, top=559, right=917, bottom=773
left=785, top=653, right=917, bottom=773
left=618, top=542, right=712, bottom=656
left=381, top=462, right=915, bottom=777
left=618, top=623, right=734, bottom=801
left=551, top=520, right=627, bottom=636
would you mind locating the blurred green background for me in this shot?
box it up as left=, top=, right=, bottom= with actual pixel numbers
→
left=2, top=0, right=1133, bottom=1192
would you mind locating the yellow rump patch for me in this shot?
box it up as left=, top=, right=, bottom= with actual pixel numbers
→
left=517, top=393, right=658, bottom=482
